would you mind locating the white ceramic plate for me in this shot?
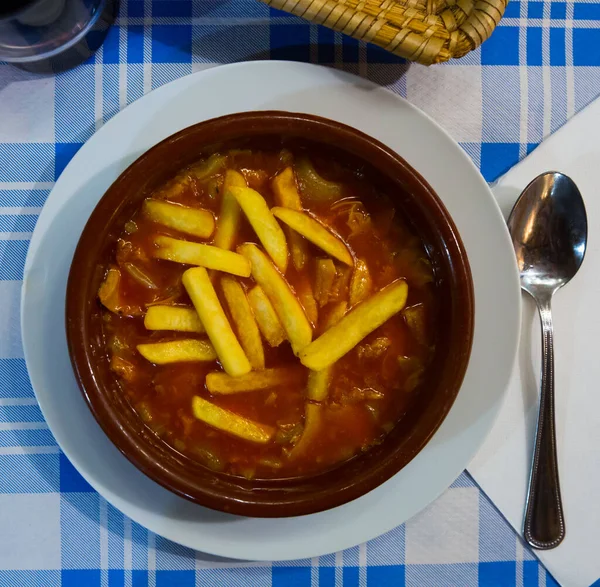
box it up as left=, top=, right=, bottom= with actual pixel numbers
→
left=21, top=61, right=520, bottom=561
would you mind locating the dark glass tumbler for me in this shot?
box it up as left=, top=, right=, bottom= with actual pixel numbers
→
left=0, top=0, right=117, bottom=73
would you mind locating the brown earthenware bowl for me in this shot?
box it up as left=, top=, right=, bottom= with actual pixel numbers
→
left=66, top=111, right=474, bottom=518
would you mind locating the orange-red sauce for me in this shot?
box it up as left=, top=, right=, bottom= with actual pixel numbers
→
left=100, top=146, right=436, bottom=479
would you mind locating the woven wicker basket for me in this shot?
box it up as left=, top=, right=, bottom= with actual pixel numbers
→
left=260, top=0, right=508, bottom=65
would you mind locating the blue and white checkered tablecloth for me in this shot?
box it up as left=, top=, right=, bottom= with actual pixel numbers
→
left=2, top=0, right=600, bottom=585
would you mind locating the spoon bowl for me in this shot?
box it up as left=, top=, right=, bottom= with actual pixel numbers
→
left=508, top=171, right=587, bottom=550
left=509, top=172, right=587, bottom=297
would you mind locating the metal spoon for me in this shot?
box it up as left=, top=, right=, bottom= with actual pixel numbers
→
left=508, top=171, right=587, bottom=550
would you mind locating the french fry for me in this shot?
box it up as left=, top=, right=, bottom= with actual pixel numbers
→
left=300, top=279, right=409, bottom=371
left=192, top=396, right=274, bottom=444
left=271, top=207, right=353, bottom=266
left=144, top=305, right=204, bottom=333
left=295, top=278, right=318, bottom=326
left=289, top=402, right=322, bottom=458
left=272, top=167, right=307, bottom=270
left=143, top=199, right=215, bottom=239
left=349, top=259, right=373, bottom=307
left=221, top=276, right=265, bottom=370
left=206, top=367, right=303, bottom=394
left=153, top=236, right=251, bottom=277
left=238, top=244, right=312, bottom=355
left=314, top=258, right=336, bottom=307
left=137, top=339, right=216, bottom=364
left=307, top=301, right=347, bottom=401
left=247, top=285, right=286, bottom=347
left=272, top=167, right=302, bottom=209
left=306, top=369, right=331, bottom=402
left=213, top=170, right=246, bottom=251
left=228, top=186, right=289, bottom=273
left=182, top=267, right=251, bottom=377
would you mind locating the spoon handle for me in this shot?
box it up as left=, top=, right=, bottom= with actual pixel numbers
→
left=523, top=296, right=566, bottom=549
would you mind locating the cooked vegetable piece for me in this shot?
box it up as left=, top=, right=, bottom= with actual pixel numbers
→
left=246, top=285, right=286, bottom=347
left=221, top=276, right=265, bottom=370
left=314, top=258, right=336, bottom=307
left=191, top=396, right=274, bottom=444
left=306, top=301, right=346, bottom=401
left=182, top=267, right=251, bottom=376
left=295, top=278, right=318, bottom=326
left=153, top=235, right=251, bottom=277
left=330, top=265, right=352, bottom=302
left=228, top=186, right=289, bottom=273
left=213, top=169, right=246, bottom=251
left=403, top=303, right=427, bottom=345
left=206, top=367, right=303, bottom=394
left=346, top=201, right=372, bottom=237
left=143, top=199, right=215, bottom=239
left=272, top=167, right=307, bottom=270
left=349, top=259, right=373, bottom=307
left=319, top=300, right=347, bottom=334
left=398, top=356, right=425, bottom=392
left=357, top=337, right=391, bottom=360
left=300, top=279, right=409, bottom=371
left=289, top=402, right=322, bottom=458
left=98, top=267, right=121, bottom=313
left=295, top=158, right=342, bottom=203
left=238, top=243, right=312, bottom=355
left=155, top=174, right=191, bottom=200
left=98, top=266, right=143, bottom=316
left=111, top=355, right=136, bottom=382
left=192, top=446, right=224, bottom=471
left=137, top=339, right=217, bottom=364
left=122, top=262, right=159, bottom=289
left=271, top=207, right=353, bottom=266
left=189, top=153, right=227, bottom=180
left=144, top=306, right=204, bottom=333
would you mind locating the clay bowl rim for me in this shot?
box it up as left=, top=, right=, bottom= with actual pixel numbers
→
left=66, top=110, right=474, bottom=518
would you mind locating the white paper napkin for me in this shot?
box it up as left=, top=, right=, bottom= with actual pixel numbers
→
left=467, top=99, right=600, bottom=587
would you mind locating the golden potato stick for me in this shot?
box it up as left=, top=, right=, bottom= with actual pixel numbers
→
left=349, top=259, right=373, bottom=307
left=192, top=396, right=274, bottom=444
left=295, top=278, right=318, bottom=327
left=153, top=236, right=251, bottom=277
left=314, top=258, right=336, bottom=307
left=307, top=301, right=347, bottom=401
left=272, top=167, right=302, bottom=209
left=238, top=243, right=312, bottom=355
left=300, top=279, right=409, bottom=371
left=272, top=168, right=308, bottom=270
left=289, top=403, right=322, bottom=459
left=247, top=285, right=286, bottom=347
left=271, top=207, right=353, bottom=266
left=206, top=367, right=303, bottom=394
left=228, top=186, right=289, bottom=273
left=137, top=340, right=216, bottom=364
left=182, top=267, right=251, bottom=377
left=306, top=370, right=331, bottom=402
left=221, top=276, right=265, bottom=370
left=143, top=199, right=215, bottom=239
left=214, top=169, right=246, bottom=251
left=144, top=305, right=205, bottom=333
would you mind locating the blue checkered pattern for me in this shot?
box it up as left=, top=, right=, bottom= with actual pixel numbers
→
left=1, top=0, right=599, bottom=584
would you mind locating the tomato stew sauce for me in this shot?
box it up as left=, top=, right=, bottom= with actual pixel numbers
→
left=100, top=144, right=436, bottom=480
